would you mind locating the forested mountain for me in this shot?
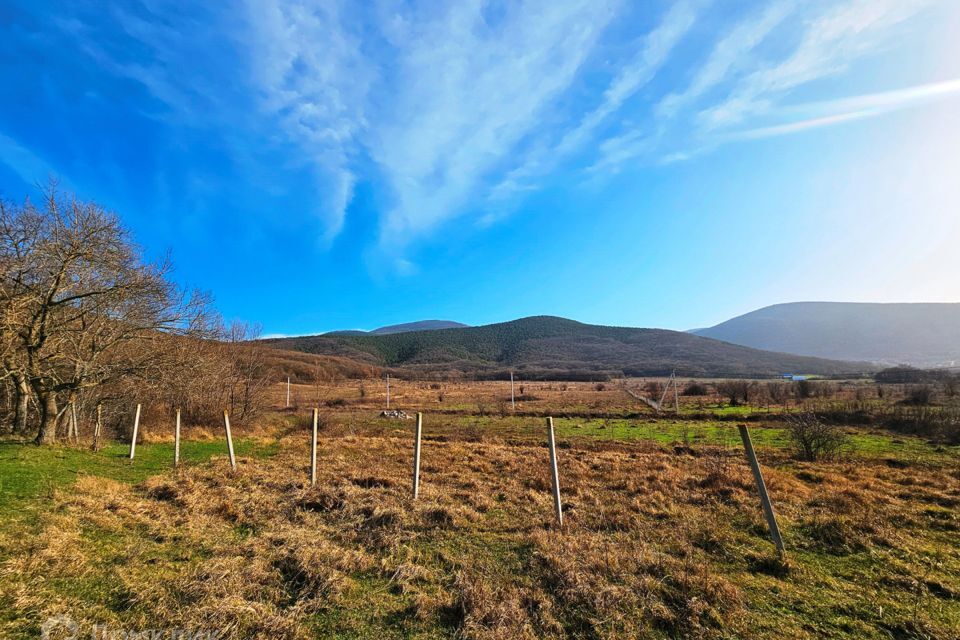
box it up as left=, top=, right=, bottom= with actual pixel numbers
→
left=693, top=302, right=960, bottom=367
left=263, top=316, right=870, bottom=379
left=325, top=320, right=468, bottom=336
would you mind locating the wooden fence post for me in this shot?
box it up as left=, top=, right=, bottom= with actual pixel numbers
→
left=222, top=409, right=237, bottom=471
left=738, top=424, right=786, bottom=557
left=310, top=408, right=318, bottom=486
left=92, top=403, right=102, bottom=451
left=174, top=408, right=181, bottom=467
left=547, top=417, right=563, bottom=528
left=413, top=412, right=423, bottom=499
left=128, top=403, right=142, bottom=460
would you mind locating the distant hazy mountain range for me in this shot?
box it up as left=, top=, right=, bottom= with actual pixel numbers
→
left=264, top=315, right=869, bottom=379
left=326, top=320, right=469, bottom=336
left=693, top=302, right=960, bottom=367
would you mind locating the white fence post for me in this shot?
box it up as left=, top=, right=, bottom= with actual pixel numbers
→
left=510, top=372, right=515, bottom=411
left=70, top=402, right=79, bottom=442
left=310, top=408, right=318, bottom=486
left=413, top=412, right=423, bottom=499
left=128, top=403, right=142, bottom=460
left=92, top=403, right=102, bottom=452
left=547, top=417, right=563, bottom=528
left=174, top=408, right=181, bottom=467
left=223, top=409, right=237, bottom=471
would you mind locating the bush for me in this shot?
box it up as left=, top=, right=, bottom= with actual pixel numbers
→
left=786, top=413, right=848, bottom=461
left=682, top=382, right=709, bottom=396
left=715, top=380, right=751, bottom=406
left=901, top=385, right=934, bottom=406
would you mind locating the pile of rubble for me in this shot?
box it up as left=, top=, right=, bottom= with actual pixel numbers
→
left=379, top=409, right=413, bottom=419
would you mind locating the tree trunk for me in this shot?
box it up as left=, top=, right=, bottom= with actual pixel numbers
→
left=13, top=376, right=30, bottom=434
left=34, top=390, right=58, bottom=445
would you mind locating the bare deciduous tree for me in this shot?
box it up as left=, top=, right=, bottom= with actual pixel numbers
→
left=1, top=186, right=213, bottom=443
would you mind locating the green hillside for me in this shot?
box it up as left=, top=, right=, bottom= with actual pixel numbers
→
left=262, top=316, right=871, bottom=379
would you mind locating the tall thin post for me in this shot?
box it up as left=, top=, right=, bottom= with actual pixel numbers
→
left=657, top=374, right=672, bottom=413
left=92, top=403, right=102, bottom=451
left=673, top=373, right=680, bottom=414
left=412, top=412, right=423, bottom=499
left=386, top=374, right=390, bottom=410
left=70, top=402, right=79, bottom=442
left=286, top=377, right=291, bottom=408
left=547, top=417, right=563, bottom=528
left=174, top=409, right=181, bottom=467
left=222, top=409, right=237, bottom=471
left=310, top=408, right=318, bottom=486
left=510, top=372, right=515, bottom=411
left=738, top=425, right=786, bottom=557
left=128, top=403, right=142, bottom=460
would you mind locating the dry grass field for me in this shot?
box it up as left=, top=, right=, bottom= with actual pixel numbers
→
left=2, top=379, right=959, bottom=639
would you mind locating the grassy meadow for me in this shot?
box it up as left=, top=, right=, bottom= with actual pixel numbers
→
left=2, top=379, right=958, bottom=639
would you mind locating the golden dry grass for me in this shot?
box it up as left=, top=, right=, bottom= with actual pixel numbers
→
left=3, top=410, right=959, bottom=639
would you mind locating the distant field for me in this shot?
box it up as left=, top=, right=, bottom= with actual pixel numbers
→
left=2, top=378, right=958, bottom=639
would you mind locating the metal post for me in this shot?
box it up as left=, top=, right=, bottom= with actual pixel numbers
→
left=223, top=409, right=237, bottom=471
left=286, top=376, right=291, bottom=408
left=310, top=408, right=318, bottom=486
left=738, top=425, right=786, bottom=557
left=547, top=417, right=563, bottom=528
left=386, top=374, right=390, bottom=410
left=413, top=412, right=423, bottom=499
left=128, top=403, right=142, bottom=460
left=174, top=409, right=181, bottom=467
left=510, top=372, right=515, bottom=411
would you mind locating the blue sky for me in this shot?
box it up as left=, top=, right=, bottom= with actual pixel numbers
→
left=2, top=0, right=959, bottom=336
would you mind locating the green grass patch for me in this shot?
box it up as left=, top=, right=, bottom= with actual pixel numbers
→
left=0, top=438, right=279, bottom=520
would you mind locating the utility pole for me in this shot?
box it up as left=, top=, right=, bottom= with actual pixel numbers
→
left=673, top=371, right=680, bottom=414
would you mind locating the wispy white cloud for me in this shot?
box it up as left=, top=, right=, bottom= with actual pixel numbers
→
left=44, top=0, right=954, bottom=263
left=492, top=0, right=699, bottom=199
left=367, top=1, right=619, bottom=247
left=727, top=77, right=960, bottom=140
left=592, top=0, right=938, bottom=172
left=655, top=0, right=794, bottom=119
left=0, top=133, right=63, bottom=190
left=698, top=0, right=934, bottom=130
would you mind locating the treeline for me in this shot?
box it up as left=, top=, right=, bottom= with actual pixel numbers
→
left=874, top=365, right=960, bottom=385
left=0, top=186, right=271, bottom=445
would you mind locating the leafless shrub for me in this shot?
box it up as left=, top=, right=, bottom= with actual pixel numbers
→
left=766, top=382, right=791, bottom=404
left=682, top=382, right=710, bottom=396
left=644, top=380, right=663, bottom=397
left=716, top=380, right=752, bottom=406
left=785, top=413, right=849, bottom=461
left=902, top=385, right=934, bottom=406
